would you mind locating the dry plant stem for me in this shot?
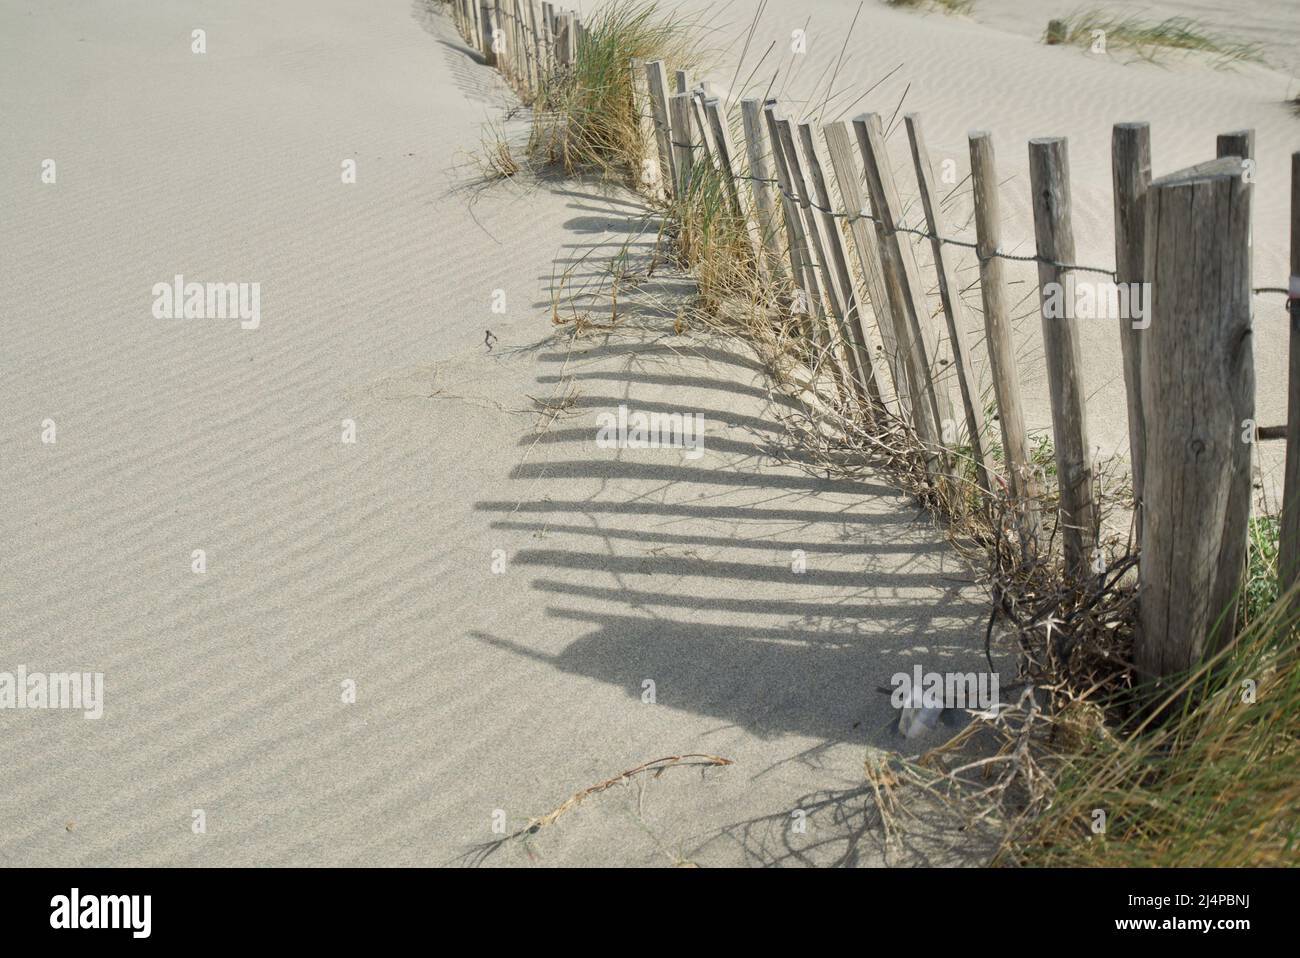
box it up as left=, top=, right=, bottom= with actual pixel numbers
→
left=513, top=754, right=733, bottom=839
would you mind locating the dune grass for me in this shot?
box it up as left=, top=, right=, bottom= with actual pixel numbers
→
left=1001, top=582, right=1300, bottom=867
left=886, top=0, right=974, bottom=14
left=1043, top=10, right=1264, bottom=66
left=527, top=1, right=702, bottom=178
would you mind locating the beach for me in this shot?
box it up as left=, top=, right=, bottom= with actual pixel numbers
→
left=0, top=0, right=1295, bottom=867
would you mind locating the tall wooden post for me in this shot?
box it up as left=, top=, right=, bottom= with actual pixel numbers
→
left=854, top=113, right=956, bottom=464
left=1137, top=156, right=1254, bottom=677
left=904, top=113, right=994, bottom=496
left=1028, top=137, right=1096, bottom=579
left=740, top=98, right=788, bottom=287
left=1281, top=154, right=1300, bottom=593
left=969, top=131, right=1041, bottom=547
left=643, top=61, right=676, bottom=195
left=1111, top=123, right=1151, bottom=539
left=822, top=121, right=907, bottom=415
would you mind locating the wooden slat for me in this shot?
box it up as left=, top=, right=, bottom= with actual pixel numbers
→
left=904, top=113, right=994, bottom=494
left=763, top=103, right=834, bottom=382
left=1137, top=157, right=1254, bottom=677
left=1028, top=137, right=1096, bottom=579
left=1281, top=153, right=1300, bottom=593
left=822, top=121, right=906, bottom=415
left=776, top=117, right=857, bottom=398
left=969, top=130, right=1041, bottom=547
left=668, top=92, right=695, bottom=197
left=629, top=58, right=662, bottom=197
left=741, top=98, right=788, bottom=286
left=798, top=121, right=881, bottom=408
left=854, top=113, right=955, bottom=461
left=643, top=61, right=676, bottom=195
left=1111, top=122, right=1151, bottom=539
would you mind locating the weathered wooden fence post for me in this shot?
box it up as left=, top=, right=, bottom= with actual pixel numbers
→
left=969, top=131, right=1041, bottom=547
left=798, top=121, right=881, bottom=408
left=629, top=58, right=662, bottom=197
left=668, top=91, right=696, bottom=197
left=540, top=2, right=555, bottom=73
left=1111, top=123, right=1151, bottom=539
left=1028, top=137, right=1096, bottom=579
left=741, top=98, right=788, bottom=287
left=764, top=102, right=836, bottom=388
left=1282, top=154, right=1300, bottom=593
left=855, top=113, right=955, bottom=466
left=822, top=121, right=907, bottom=415
left=1217, top=130, right=1256, bottom=598
left=482, top=2, right=499, bottom=66
left=776, top=117, right=858, bottom=399
left=1137, top=156, right=1254, bottom=677
left=704, top=98, right=766, bottom=274
left=904, top=113, right=994, bottom=496
left=643, top=61, right=676, bottom=195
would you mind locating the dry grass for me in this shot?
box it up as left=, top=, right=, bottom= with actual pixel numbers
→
left=1043, top=10, right=1264, bottom=67
left=526, top=1, right=704, bottom=179
left=885, top=0, right=975, bottom=15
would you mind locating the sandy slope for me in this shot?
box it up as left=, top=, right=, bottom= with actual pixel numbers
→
left=0, top=0, right=993, bottom=866
left=671, top=0, right=1298, bottom=500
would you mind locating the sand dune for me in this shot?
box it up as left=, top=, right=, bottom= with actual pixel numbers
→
left=2, top=0, right=1293, bottom=867
left=0, top=0, right=998, bottom=867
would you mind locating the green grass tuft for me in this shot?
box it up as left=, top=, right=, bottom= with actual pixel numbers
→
left=1043, top=10, right=1264, bottom=66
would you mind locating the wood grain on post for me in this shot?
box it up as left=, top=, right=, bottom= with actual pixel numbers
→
left=540, top=2, right=555, bottom=74
left=517, top=3, right=529, bottom=83
left=969, top=131, right=1042, bottom=545
left=763, top=103, right=832, bottom=371
left=1217, top=130, right=1257, bottom=604
left=526, top=0, right=544, bottom=92
left=629, top=58, right=662, bottom=197
left=1280, top=153, right=1300, bottom=593
left=690, top=92, right=720, bottom=170
left=482, top=2, right=499, bottom=65
left=1111, top=123, right=1151, bottom=536
left=495, top=1, right=513, bottom=78
left=822, top=121, right=907, bottom=415
left=854, top=113, right=955, bottom=459
left=668, top=92, right=696, bottom=197
left=704, top=98, right=761, bottom=267
left=1029, top=137, right=1096, bottom=579
left=798, top=121, right=881, bottom=407
left=559, top=12, right=574, bottom=67
left=905, top=113, right=994, bottom=494
left=741, top=98, right=788, bottom=286
left=777, top=118, right=858, bottom=398
left=702, top=98, right=742, bottom=215
left=1138, top=157, right=1254, bottom=677
left=675, top=70, right=689, bottom=95
left=643, top=61, right=676, bottom=195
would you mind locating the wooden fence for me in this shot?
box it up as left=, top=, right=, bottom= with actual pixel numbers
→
left=447, top=1, right=1300, bottom=681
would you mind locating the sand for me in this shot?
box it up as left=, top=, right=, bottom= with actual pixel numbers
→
left=0, top=0, right=996, bottom=867
left=0, top=0, right=1292, bottom=867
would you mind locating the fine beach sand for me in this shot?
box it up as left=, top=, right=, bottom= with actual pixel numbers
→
left=0, top=0, right=1295, bottom=866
